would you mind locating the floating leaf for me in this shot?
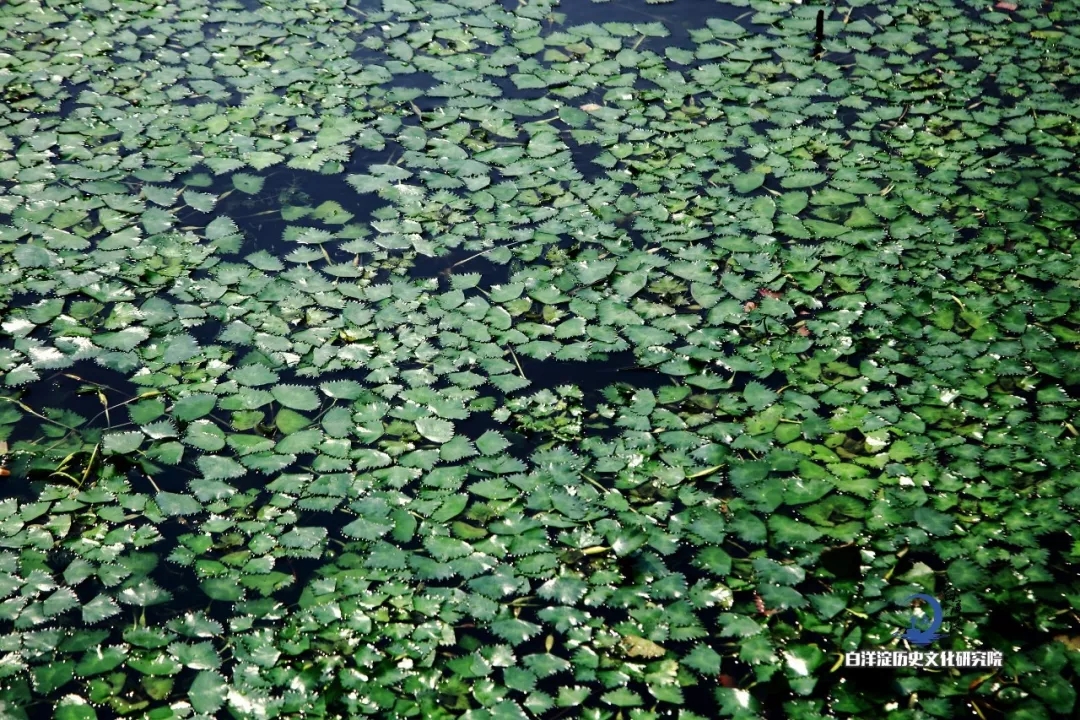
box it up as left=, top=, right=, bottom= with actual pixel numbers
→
left=102, top=431, right=143, bottom=455
left=476, top=430, right=511, bottom=455
left=272, top=385, right=321, bottom=411
left=82, top=595, right=121, bottom=624
left=197, top=455, right=247, bottom=480
left=172, top=393, right=217, bottom=421
left=43, top=587, right=79, bottom=617
left=682, top=644, right=723, bottom=675
left=75, top=646, right=128, bottom=678
left=416, top=417, right=455, bottom=444
left=231, top=363, right=279, bottom=387
left=54, top=697, right=98, bottom=720
left=117, top=579, right=172, bottom=607
left=743, top=382, right=777, bottom=411
left=182, top=190, right=217, bottom=213
left=4, top=364, right=39, bottom=387
left=780, top=171, right=827, bottom=189
left=189, top=671, right=228, bottom=713
left=231, top=173, right=265, bottom=195
left=201, top=578, right=244, bottom=602
left=620, top=635, right=667, bottom=659
left=601, top=688, right=643, bottom=707
left=734, top=173, right=765, bottom=193
left=156, top=492, right=202, bottom=517
left=162, top=334, right=201, bottom=364
left=33, top=662, right=74, bottom=695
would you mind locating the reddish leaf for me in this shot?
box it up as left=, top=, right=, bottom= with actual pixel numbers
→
left=760, top=288, right=782, bottom=299
left=995, top=1, right=1017, bottom=9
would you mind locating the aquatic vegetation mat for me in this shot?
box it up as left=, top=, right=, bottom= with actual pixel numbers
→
left=1, top=0, right=1079, bottom=717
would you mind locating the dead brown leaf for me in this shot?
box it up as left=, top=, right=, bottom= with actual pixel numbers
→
left=620, top=635, right=667, bottom=659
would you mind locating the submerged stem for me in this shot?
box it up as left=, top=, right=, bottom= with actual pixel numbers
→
left=451, top=238, right=531, bottom=268
left=508, top=347, right=527, bottom=379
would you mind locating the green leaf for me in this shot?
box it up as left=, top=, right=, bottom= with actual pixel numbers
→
left=197, top=455, right=248, bottom=480
left=169, top=640, right=220, bottom=671
left=129, top=400, right=166, bottom=425
left=767, top=514, right=823, bottom=545
left=117, top=578, right=172, bottom=607
left=75, top=646, right=128, bottom=677
left=682, top=644, right=723, bottom=675
left=33, top=661, right=74, bottom=695
left=96, top=327, right=150, bottom=351
left=648, top=682, right=684, bottom=705
left=719, top=613, right=763, bottom=637
left=311, top=200, right=354, bottom=224
left=54, top=698, right=98, bottom=720
left=156, top=492, right=202, bottom=517
left=341, top=516, right=394, bottom=541
left=241, top=452, right=294, bottom=477
left=706, top=17, right=746, bottom=38
left=4, top=364, right=39, bottom=387
left=280, top=526, right=327, bottom=550
left=15, top=244, right=58, bottom=269
left=173, top=393, right=217, bottom=421
left=416, top=417, right=455, bottom=444
left=476, top=430, right=511, bottom=455
left=230, top=363, right=279, bottom=387
left=781, top=171, right=827, bottom=189
left=1036, top=385, right=1071, bottom=404
left=438, top=433, right=477, bottom=462
left=185, top=420, right=226, bottom=452
left=321, top=379, right=364, bottom=400
left=162, top=333, right=201, bottom=364
left=733, top=173, right=765, bottom=193
left=721, top=272, right=756, bottom=300
left=425, top=535, right=473, bottom=563
left=102, top=431, right=143, bottom=455
left=183, top=190, right=217, bottom=213
left=201, top=577, right=244, bottom=602
left=82, top=594, right=121, bottom=624
left=490, top=618, right=543, bottom=645
left=275, top=408, right=311, bottom=434
left=743, top=382, right=777, bottom=411
left=232, top=173, right=265, bottom=195
left=272, top=385, right=321, bottom=411
left=601, top=688, right=643, bottom=707
left=276, top=428, right=322, bottom=455
left=43, top=587, right=79, bottom=617
left=557, top=686, right=591, bottom=707
left=189, top=671, right=228, bottom=713
left=146, top=441, right=184, bottom=466
left=189, top=479, right=236, bottom=503
left=527, top=132, right=562, bottom=158
left=127, top=652, right=182, bottom=676
left=244, top=151, right=284, bottom=170
left=809, top=593, right=847, bottom=619
left=575, top=259, right=618, bottom=285
left=913, top=507, right=955, bottom=536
